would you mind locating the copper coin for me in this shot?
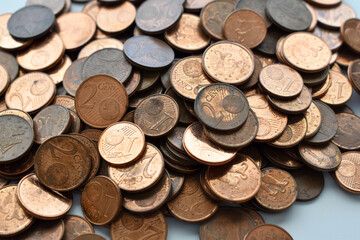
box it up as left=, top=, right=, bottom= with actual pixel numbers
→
left=247, top=93, right=288, bottom=142
left=137, top=71, right=160, bottom=93
left=304, top=2, right=317, bottom=32
left=63, top=58, right=86, bottom=97
left=47, top=55, right=72, bottom=85
left=129, top=82, right=163, bottom=108
left=314, top=3, right=356, bottom=29
left=168, top=170, right=185, bottom=200
left=55, top=12, right=96, bottom=51
left=98, top=122, right=146, bottom=166
left=160, top=60, right=178, bottom=89
left=0, top=177, right=6, bottom=188
left=200, top=0, right=234, bottom=40
left=235, top=0, right=272, bottom=28
left=206, top=154, right=261, bottom=203
left=167, top=174, right=218, bottom=222
left=257, top=25, right=286, bottom=56
left=136, top=0, right=183, bottom=34
left=240, top=56, right=262, bottom=90
left=301, top=66, right=329, bottom=87
left=26, top=0, right=65, bottom=16
left=200, top=207, right=264, bottom=240
left=195, top=83, right=249, bottom=131
left=164, top=140, right=200, bottom=168
left=80, top=129, right=102, bottom=144
left=74, top=234, right=106, bottom=240
left=202, top=41, right=254, bottom=85
left=134, top=94, right=179, bottom=137
left=82, top=1, right=100, bottom=20
left=78, top=38, right=123, bottom=59
left=261, top=145, right=304, bottom=169
left=240, top=144, right=267, bottom=169
left=52, top=95, right=75, bottom=111
left=311, top=74, right=331, bottom=99
left=332, top=63, right=342, bottom=73
left=33, top=105, right=71, bottom=144
left=333, top=105, right=354, bottom=115
left=0, top=50, right=19, bottom=81
left=109, top=143, right=165, bottom=192
left=75, top=75, right=128, bottom=128
left=123, top=170, right=171, bottom=213
left=298, top=142, right=341, bottom=171
left=204, top=109, right=258, bottom=150
left=82, top=176, right=121, bottom=225
left=342, top=18, right=360, bottom=54
left=304, top=101, right=322, bottom=139
left=170, top=56, right=211, bottom=101
left=63, top=215, right=94, bottom=240
left=0, top=97, right=6, bottom=111
left=290, top=167, right=324, bottom=201
left=319, top=71, right=352, bottom=107
left=335, top=151, right=360, bottom=193
left=122, top=110, right=135, bottom=123
left=17, top=33, right=65, bottom=72
left=165, top=13, right=211, bottom=52
left=184, top=0, right=212, bottom=12
left=0, top=150, right=32, bottom=177
left=224, top=10, right=267, bottom=49
left=8, top=5, right=55, bottom=41
left=34, top=135, right=91, bottom=191
left=305, top=100, right=337, bottom=145
left=167, top=126, right=187, bottom=153
left=165, top=88, right=197, bottom=125
left=0, top=115, right=34, bottom=163
left=0, top=14, right=32, bottom=51
left=332, top=113, right=360, bottom=150
left=337, top=45, right=360, bottom=67
left=255, top=168, right=297, bottom=211
left=68, top=109, right=82, bottom=133
left=313, top=25, right=343, bottom=52
left=306, top=0, right=341, bottom=7
left=17, top=173, right=72, bottom=219
left=348, top=59, right=360, bottom=94
left=17, top=219, right=64, bottom=240
left=124, top=70, right=141, bottom=97
left=244, top=224, right=293, bottom=240
left=110, top=210, right=167, bottom=240
left=0, top=65, right=10, bottom=97
left=124, top=36, right=175, bottom=71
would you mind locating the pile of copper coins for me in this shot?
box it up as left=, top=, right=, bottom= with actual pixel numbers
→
left=0, top=0, right=360, bottom=239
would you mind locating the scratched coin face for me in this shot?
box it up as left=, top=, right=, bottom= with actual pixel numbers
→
left=202, top=41, right=254, bottom=85
left=244, top=224, right=293, bottom=240
left=75, top=75, right=128, bottom=129
left=34, top=135, right=91, bottom=191
left=319, top=71, right=352, bottom=107
left=134, top=94, right=179, bottom=137
left=109, top=143, right=165, bottom=192
left=314, top=3, right=356, bottom=29
left=304, top=102, right=322, bottom=139
left=0, top=14, right=32, bottom=51
left=0, top=185, right=33, bottom=236
left=290, top=167, right=324, bottom=201
left=82, top=176, right=121, bottom=226
left=63, top=215, right=94, bottom=240
left=335, top=152, right=360, bottom=193
left=78, top=38, right=124, bottom=59
left=110, top=210, right=167, bottom=240
left=167, top=174, right=218, bottom=222
left=255, top=168, right=297, bottom=211
left=332, top=113, right=360, bottom=150
left=98, top=122, right=146, bottom=166
left=17, top=173, right=73, bottom=220
left=0, top=115, right=34, bottom=163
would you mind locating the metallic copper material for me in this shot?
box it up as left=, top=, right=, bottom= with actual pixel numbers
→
left=165, top=88, right=197, bottom=125
left=47, top=55, right=72, bottom=85
left=168, top=170, right=185, bottom=200
left=311, top=75, right=331, bottom=99
left=342, top=18, right=360, bottom=54
left=335, top=152, right=360, bottom=193
left=314, top=3, right=355, bottom=29
left=348, top=59, right=360, bottom=94
left=313, top=25, right=342, bottom=52
left=0, top=14, right=31, bottom=51
left=244, top=224, right=293, bottom=240
left=332, top=113, right=360, bottom=150
left=137, top=71, right=159, bottom=93
left=68, top=109, right=81, bottom=133
left=63, top=215, right=94, bottom=240
left=74, top=234, right=106, bottom=240
left=0, top=109, right=32, bottom=127
left=26, top=0, right=66, bottom=16
left=320, top=71, right=352, bottom=107
left=129, top=82, right=163, bottom=108
left=261, top=145, right=303, bottom=169
left=16, top=219, right=65, bottom=239
left=63, top=58, right=86, bottom=97
left=52, top=95, right=75, bottom=111
left=0, top=50, right=18, bottom=82
left=78, top=38, right=123, bottom=59
left=291, top=167, right=324, bottom=201
left=337, top=45, right=360, bottom=67
left=304, top=102, right=322, bottom=139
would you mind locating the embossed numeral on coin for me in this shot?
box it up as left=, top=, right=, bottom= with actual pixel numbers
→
left=80, top=84, right=97, bottom=109
left=48, top=142, right=77, bottom=159
left=9, top=93, right=31, bottom=110
left=201, top=102, right=224, bottom=126
left=141, top=152, right=157, bottom=179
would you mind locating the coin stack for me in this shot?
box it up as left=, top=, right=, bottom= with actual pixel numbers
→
left=0, top=0, right=359, bottom=239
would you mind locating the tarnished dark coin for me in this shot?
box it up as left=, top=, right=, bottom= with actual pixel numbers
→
left=74, top=234, right=106, bottom=240
left=8, top=5, right=55, bottom=41
left=348, top=59, right=360, bottom=94
left=26, top=0, right=66, bottom=16
left=257, top=25, right=286, bottom=55
left=314, top=3, right=356, bottom=29
left=332, top=113, right=360, bottom=150
left=305, top=100, right=338, bottom=145
left=244, top=224, right=293, bottom=240
left=165, top=88, right=197, bottom=125
left=195, top=83, right=249, bottom=131
left=123, top=170, right=171, bottom=213
left=168, top=169, right=184, bottom=200
left=15, top=219, right=64, bottom=240
left=235, top=0, right=272, bottom=28
left=34, top=135, right=91, bottom=191
left=0, top=50, right=18, bottom=81
left=136, top=0, right=183, bottom=34
left=333, top=105, right=354, bottom=115
left=160, top=60, right=178, bottom=89
left=240, top=56, right=262, bottom=90
left=137, top=71, right=159, bottom=93
left=82, top=48, right=132, bottom=84
left=33, top=105, right=71, bottom=144
left=63, top=58, right=87, bottom=97
left=167, top=126, right=186, bottom=153
left=319, top=71, right=352, bottom=107
left=261, top=144, right=304, bottom=169
left=134, top=94, right=179, bottom=137
left=301, top=66, right=329, bottom=87
left=337, top=45, right=360, bottom=67
left=290, top=167, right=324, bottom=201
left=82, top=176, right=121, bottom=226
left=124, top=36, right=175, bottom=71
left=110, top=211, right=167, bottom=240
left=265, top=0, right=312, bottom=32
left=0, top=14, right=32, bottom=51
left=298, top=142, right=341, bottom=171
left=335, top=151, right=360, bottom=194
left=129, top=82, right=163, bottom=108
left=341, top=18, right=360, bottom=54
left=0, top=115, right=34, bottom=164
left=313, top=25, right=343, bottom=52
left=304, top=102, right=322, bottom=139
left=78, top=38, right=123, bottom=59
left=63, top=215, right=94, bottom=240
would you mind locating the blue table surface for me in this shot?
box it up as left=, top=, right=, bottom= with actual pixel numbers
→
left=1, top=1, right=360, bottom=239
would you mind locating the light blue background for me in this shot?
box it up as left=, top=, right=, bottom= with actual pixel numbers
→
left=2, top=1, right=360, bottom=239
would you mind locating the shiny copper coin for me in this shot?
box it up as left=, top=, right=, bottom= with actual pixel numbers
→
left=82, top=176, right=121, bottom=225
left=78, top=38, right=123, bottom=59
left=98, top=122, right=146, bottom=166
left=290, top=167, right=324, bottom=201
left=63, top=215, right=94, bottom=240
left=313, top=25, right=343, bottom=52
left=110, top=210, right=167, bottom=240
left=47, top=55, right=72, bottom=85
left=0, top=65, right=10, bottom=96
left=34, top=135, right=91, bottom=191
left=314, top=3, right=356, bottom=29
left=165, top=88, right=197, bottom=125
left=55, top=12, right=96, bottom=51
left=17, top=33, right=65, bottom=72
left=200, top=0, right=234, bottom=40
left=348, top=59, right=360, bottom=94
left=16, top=219, right=64, bottom=239
left=311, top=74, right=331, bottom=99
left=332, top=113, right=360, bottom=150
left=109, top=143, right=165, bottom=192
left=0, top=14, right=31, bottom=51
left=75, top=75, right=128, bottom=128
left=183, top=122, right=236, bottom=165
left=206, top=154, right=261, bottom=203
left=63, top=58, right=86, bottom=97
left=282, top=33, right=331, bottom=73
left=298, top=142, right=341, bottom=171
left=134, top=94, right=179, bottom=137
left=123, top=170, right=171, bottom=213
left=165, top=14, right=210, bottom=52
left=202, top=41, right=254, bottom=85
left=137, top=71, right=159, bottom=93
left=342, top=18, right=360, bottom=54
left=82, top=0, right=100, bottom=20
left=0, top=97, right=6, bottom=111
left=33, top=105, right=71, bottom=144
left=17, top=173, right=72, bottom=219
left=255, top=168, right=297, bottom=211
left=304, top=102, right=322, bottom=139
left=335, top=152, right=360, bottom=193
left=261, top=145, right=304, bottom=169
left=247, top=93, right=288, bottom=142
left=244, top=224, right=293, bottom=240
left=52, top=95, right=75, bottom=111
left=74, top=234, right=106, bottom=240
left=129, top=82, right=163, bottom=108
left=167, top=174, right=218, bottom=222
left=320, top=71, right=352, bottom=107
left=224, top=10, right=266, bottom=49
left=306, top=100, right=338, bottom=145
